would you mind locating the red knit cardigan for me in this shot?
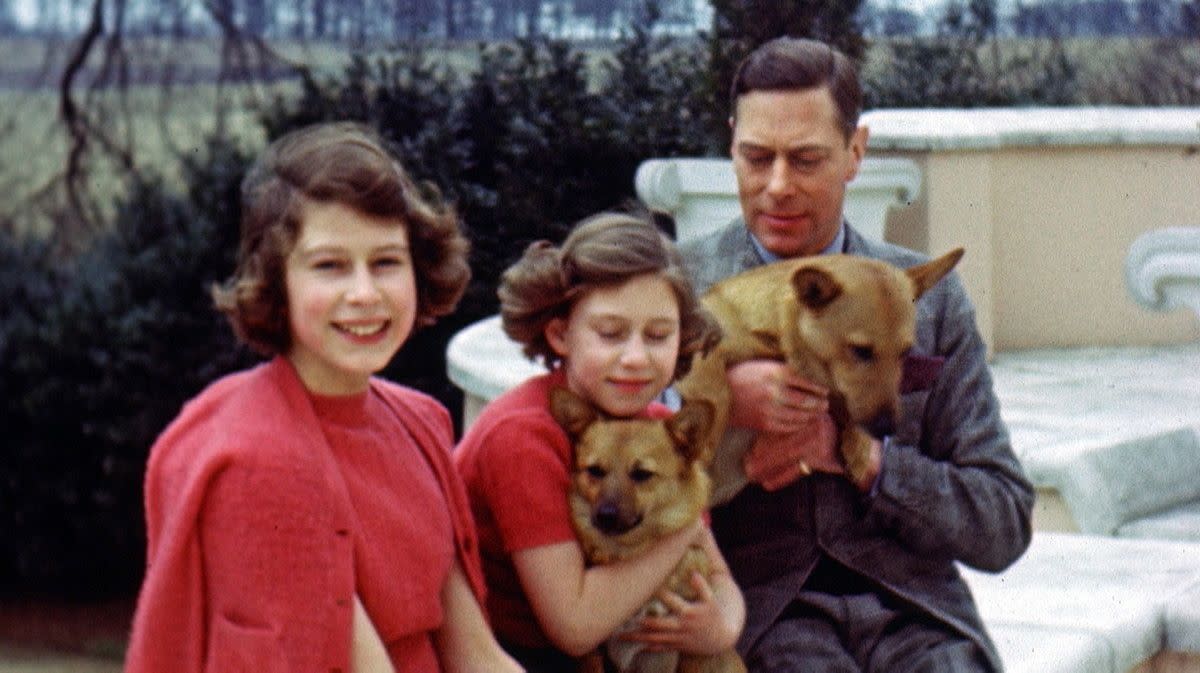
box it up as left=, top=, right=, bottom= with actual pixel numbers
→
left=124, top=356, right=485, bottom=673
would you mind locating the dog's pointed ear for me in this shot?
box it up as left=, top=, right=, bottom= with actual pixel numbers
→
left=907, top=248, right=964, bottom=299
left=665, top=398, right=715, bottom=462
left=791, top=267, right=842, bottom=311
left=548, top=387, right=596, bottom=438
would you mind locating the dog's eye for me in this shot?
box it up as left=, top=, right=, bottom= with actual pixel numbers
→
left=585, top=465, right=607, bottom=479
left=850, top=345, right=875, bottom=363
left=629, top=467, right=655, bottom=483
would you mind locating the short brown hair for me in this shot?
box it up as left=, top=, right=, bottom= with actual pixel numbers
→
left=499, top=211, right=718, bottom=381
left=730, top=37, right=862, bottom=140
left=212, top=122, right=470, bottom=355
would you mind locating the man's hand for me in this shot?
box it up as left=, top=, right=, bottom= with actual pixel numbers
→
left=728, top=360, right=837, bottom=490
left=728, top=360, right=883, bottom=493
left=743, top=417, right=838, bottom=490
left=727, top=361, right=829, bottom=433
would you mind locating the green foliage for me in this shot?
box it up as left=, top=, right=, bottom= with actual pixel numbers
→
left=864, top=0, right=1081, bottom=108
left=864, top=0, right=1197, bottom=108
left=0, top=166, right=253, bottom=597
left=1080, top=38, right=1200, bottom=104
left=864, top=38, right=1080, bottom=107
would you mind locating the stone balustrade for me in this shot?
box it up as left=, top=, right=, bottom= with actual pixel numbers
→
left=1126, top=226, right=1200, bottom=322
left=862, top=106, right=1200, bottom=352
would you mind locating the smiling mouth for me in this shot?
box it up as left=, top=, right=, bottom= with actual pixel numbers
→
left=335, top=321, right=389, bottom=337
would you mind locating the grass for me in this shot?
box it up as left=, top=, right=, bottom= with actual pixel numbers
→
left=0, top=34, right=516, bottom=238
left=0, top=82, right=268, bottom=237
left=0, top=597, right=133, bottom=665
left=861, top=35, right=1200, bottom=104
left=2, top=34, right=1195, bottom=240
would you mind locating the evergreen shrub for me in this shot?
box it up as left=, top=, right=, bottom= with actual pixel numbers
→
left=0, top=168, right=252, bottom=597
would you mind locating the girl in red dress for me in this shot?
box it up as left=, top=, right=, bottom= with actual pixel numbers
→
left=125, top=122, right=521, bottom=673
left=455, top=212, right=746, bottom=671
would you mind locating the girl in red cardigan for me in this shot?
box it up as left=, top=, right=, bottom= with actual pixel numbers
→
left=125, top=122, right=521, bottom=673
left=454, top=212, right=747, bottom=671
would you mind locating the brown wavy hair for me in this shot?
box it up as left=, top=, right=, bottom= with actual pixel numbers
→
left=499, top=210, right=719, bottom=381
left=212, top=122, right=470, bottom=355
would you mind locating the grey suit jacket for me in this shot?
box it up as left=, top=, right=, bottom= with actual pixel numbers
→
left=680, top=220, right=1035, bottom=671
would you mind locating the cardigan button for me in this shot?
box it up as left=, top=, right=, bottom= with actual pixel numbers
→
left=335, top=528, right=349, bottom=537
left=336, top=598, right=350, bottom=607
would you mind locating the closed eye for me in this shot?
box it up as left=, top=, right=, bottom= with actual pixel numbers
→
left=312, top=258, right=347, bottom=272
left=372, top=255, right=407, bottom=270
left=644, top=330, right=674, bottom=344
left=788, top=154, right=825, bottom=171
left=629, top=467, right=655, bottom=483
left=585, top=465, right=607, bottom=480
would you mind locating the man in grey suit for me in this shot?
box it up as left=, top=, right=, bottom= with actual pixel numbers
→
left=679, top=37, right=1034, bottom=672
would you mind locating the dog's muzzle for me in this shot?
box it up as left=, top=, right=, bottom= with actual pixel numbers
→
left=592, top=501, right=643, bottom=536
left=863, top=412, right=897, bottom=439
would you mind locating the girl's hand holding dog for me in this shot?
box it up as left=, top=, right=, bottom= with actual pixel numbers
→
left=623, top=529, right=745, bottom=655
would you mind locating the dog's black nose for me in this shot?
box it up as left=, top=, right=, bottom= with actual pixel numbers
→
left=864, top=413, right=896, bottom=439
left=592, top=502, right=642, bottom=535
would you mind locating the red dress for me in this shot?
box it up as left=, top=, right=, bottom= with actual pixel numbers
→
left=125, top=356, right=484, bottom=673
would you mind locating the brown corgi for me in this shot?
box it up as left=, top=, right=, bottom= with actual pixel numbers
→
left=677, top=249, right=964, bottom=503
left=549, top=387, right=746, bottom=673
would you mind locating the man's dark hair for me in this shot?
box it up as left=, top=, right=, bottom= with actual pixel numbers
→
left=729, top=37, right=863, bottom=140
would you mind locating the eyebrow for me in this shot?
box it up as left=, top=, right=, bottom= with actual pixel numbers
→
left=736, top=141, right=830, bottom=154
left=294, top=243, right=411, bottom=259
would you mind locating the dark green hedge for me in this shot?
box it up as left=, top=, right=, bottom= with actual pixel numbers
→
left=0, top=168, right=254, bottom=597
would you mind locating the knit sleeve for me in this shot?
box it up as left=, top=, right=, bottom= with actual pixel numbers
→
left=475, top=414, right=577, bottom=553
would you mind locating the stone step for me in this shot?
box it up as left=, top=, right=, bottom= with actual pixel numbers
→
left=963, top=532, right=1200, bottom=673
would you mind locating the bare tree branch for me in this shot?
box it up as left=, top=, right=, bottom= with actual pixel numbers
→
left=58, top=0, right=105, bottom=242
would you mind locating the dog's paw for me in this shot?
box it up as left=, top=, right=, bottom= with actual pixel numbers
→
left=839, top=427, right=876, bottom=485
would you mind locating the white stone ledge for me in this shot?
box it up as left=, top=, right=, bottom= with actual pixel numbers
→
left=446, top=315, right=546, bottom=428
left=990, top=343, right=1200, bottom=539
left=1035, top=428, right=1200, bottom=537
left=1117, top=500, right=1200, bottom=542
left=1166, top=583, right=1200, bottom=653
left=964, top=532, right=1200, bottom=673
left=863, top=107, right=1200, bottom=152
